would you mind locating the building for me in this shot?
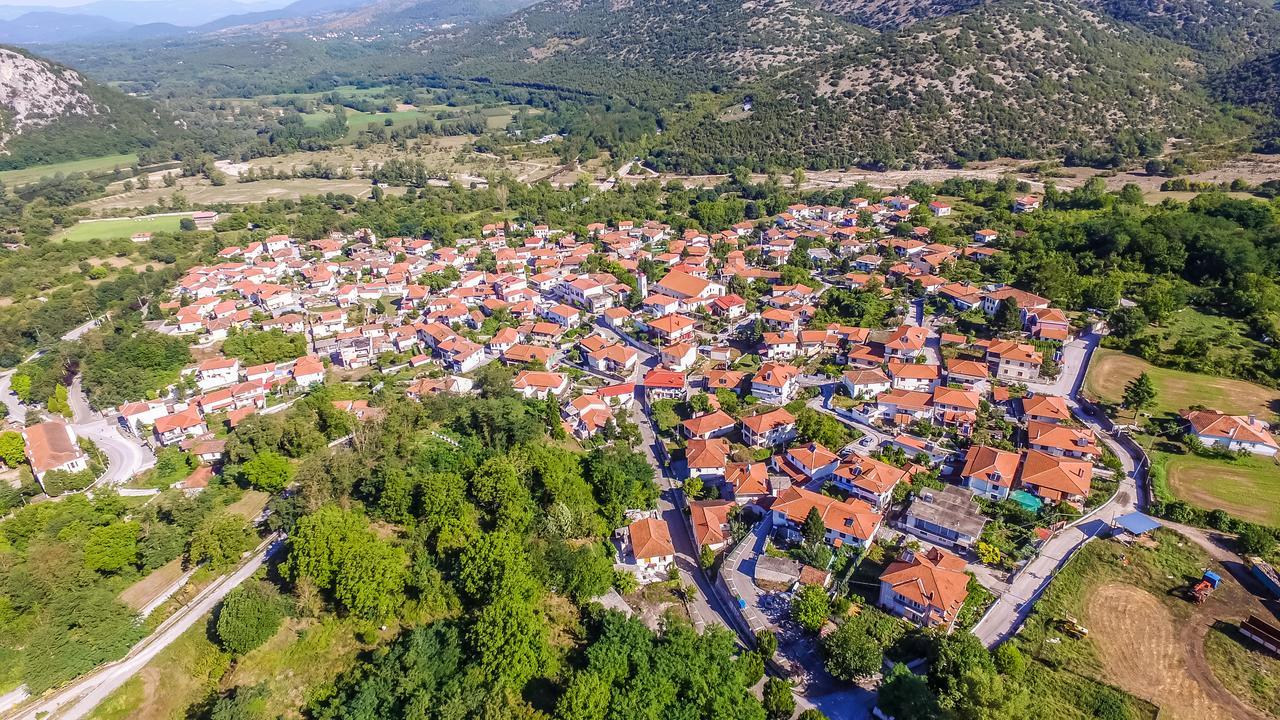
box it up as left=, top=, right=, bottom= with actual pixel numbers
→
left=512, top=371, right=570, bottom=400
left=842, top=368, right=891, bottom=400
left=724, top=462, right=771, bottom=503
left=1026, top=420, right=1100, bottom=459
left=1021, top=394, right=1071, bottom=424
left=22, top=421, right=88, bottom=481
left=690, top=499, right=735, bottom=551
left=751, top=362, right=800, bottom=404
left=770, top=486, right=882, bottom=549
left=624, top=517, right=675, bottom=570
left=1181, top=409, right=1279, bottom=456
left=681, top=410, right=737, bottom=440
left=740, top=407, right=798, bottom=448
left=153, top=407, right=209, bottom=446
left=780, top=442, right=840, bottom=483
left=900, top=485, right=987, bottom=550
left=831, top=454, right=907, bottom=510
left=878, top=547, right=970, bottom=630
left=960, top=444, right=1020, bottom=501
left=986, top=340, right=1042, bottom=381
left=685, top=438, right=731, bottom=480
left=1017, top=450, right=1093, bottom=507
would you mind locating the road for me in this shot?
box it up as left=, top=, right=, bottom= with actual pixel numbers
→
left=971, top=331, right=1145, bottom=646
left=0, top=371, right=155, bottom=487
left=10, top=536, right=283, bottom=720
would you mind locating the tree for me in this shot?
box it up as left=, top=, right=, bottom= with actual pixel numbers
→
left=949, top=666, right=1030, bottom=720
left=470, top=456, right=535, bottom=534
left=215, top=581, right=287, bottom=654
left=84, top=522, right=140, bottom=573
left=762, top=677, right=795, bottom=720
left=993, top=297, right=1021, bottom=332
left=188, top=511, right=254, bottom=569
left=790, top=585, right=830, bottom=633
left=241, top=450, right=294, bottom=492
left=822, top=621, right=883, bottom=682
left=334, top=537, right=408, bottom=619
left=469, top=596, right=548, bottom=690
left=929, top=631, right=994, bottom=701
left=797, top=712, right=829, bottom=720
left=755, top=629, right=778, bottom=659
left=878, top=663, right=942, bottom=720
left=1108, top=306, right=1147, bottom=338
left=1122, top=372, right=1157, bottom=415
left=699, top=544, right=716, bottom=570
left=0, top=430, right=24, bottom=467
left=47, top=383, right=72, bottom=418
left=556, top=671, right=610, bottom=720
left=802, top=507, right=826, bottom=546
left=284, top=505, right=406, bottom=618
left=1237, top=525, right=1276, bottom=557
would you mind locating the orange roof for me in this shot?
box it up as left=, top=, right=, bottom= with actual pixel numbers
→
left=725, top=462, right=769, bottom=496
left=682, top=410, right=736, bottom=437
left=643, top=368, right=686, bottom=389
left=834, top=454, right=907, bottom=494
left=741, top=407, right=796, bottom=433
left=960, top=445, right=1020, bottom=487
left=944, top=358, right=988, bottom=380
left=685, top=438, right=731, bottom=470
left=1182, top=409, right=1278, bottom=449
left=629, top=517, right=675, bottom=560
left=932, top=386, right=980, bottom=411
left=1018, top=450, right=1092, bottom=498
left=1021, top=394, right=1071, bottom=422
left=1026, top=420, right=1099, bottom=455
left=647, top=313, right=697, bottom=334
left=772, top=486, right=881, bottom=542
left=22, top=421, right=83, bottom=475
left=705, top=369, right=746, bottom=390
left=753, top=362, right=799, bottom=388
left=689, top=500, right=735, bottom=547
left=655, top=270, right=713, bottom=299
left=879, top=547, right=969, bottom=624
left=513, top=370, right=567, bottom=391
left=887, top=361, right=939, bottom=380
left=787, top=442, right=839, bottom=472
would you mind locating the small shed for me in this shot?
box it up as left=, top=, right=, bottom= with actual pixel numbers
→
left=1112, top=512, right=1161, bottom=538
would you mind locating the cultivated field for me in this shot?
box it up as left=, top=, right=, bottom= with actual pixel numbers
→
left=0, top=153, right=139, bottom=186
left=1164, top=453, right=1280, bottom=526
left=55, top=215, right=187, bottom=243
left=1084, top=349, right=1280, bottom=419
left=1018, top=528, right=1273, bottom=720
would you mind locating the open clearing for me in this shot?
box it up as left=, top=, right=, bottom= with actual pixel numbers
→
left=0, top=153, right=138, bottom=186
left=54, top=215, right=187, bottom=243
left=1084, top=349, right=1280, bottom=418
left=1018, top=528, right=1273, bottom=719
left=1086, top=583, right=1237, bottom=720
left=1165, top=453, right=1280, bottom=526
left=1204, top=624, right=1280, bottom=716
left=118, top=557, right=186, bottom=611
left=227, top=490, right=270, bottom=520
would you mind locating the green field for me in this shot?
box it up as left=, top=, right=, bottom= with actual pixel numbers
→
left=1161, top=451, right=1280, bottom=526
left=1205, top=625, right=1280, bottom=716
left=55, top=215, right=186, bottom=243
left=1085, top=349, right=1280, bottom=419
left=0, top=153, right=138, bottom=187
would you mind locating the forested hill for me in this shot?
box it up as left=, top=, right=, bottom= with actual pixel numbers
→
left=0, top=45, right=177, bottom=170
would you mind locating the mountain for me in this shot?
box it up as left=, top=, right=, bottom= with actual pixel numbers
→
left=0, top=11, right=134, bottom=44
left=0, top=0, right=288, bottom=26
left=0, top=45, right=176, bottom=170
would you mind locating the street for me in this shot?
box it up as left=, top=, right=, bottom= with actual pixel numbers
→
left=10, top=536, right=283, bottom=720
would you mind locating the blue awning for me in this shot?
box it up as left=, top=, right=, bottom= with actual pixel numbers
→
left=1114, top=511, right=1161, bottom=536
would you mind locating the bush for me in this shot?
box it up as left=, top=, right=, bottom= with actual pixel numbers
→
left=790, top=585, right=830, bottom=633
left=215, top=580, right=287, bottom=655
left=822, top=620, right=883, bottom=682
left=1237, top=525, right=1276, bottom=557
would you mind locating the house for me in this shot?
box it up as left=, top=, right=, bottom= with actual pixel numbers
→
left=642, top=368, right=687, bottom=403
left=981, top=287, right=1050, bottom=317
left=512, top=371, right=570, bottom=400
left=690, top=499, right=736, bottom=551
left=646, top=313, right=698, bottom=344
left=1181, top=409, right=1279, bottom=457
left=770, top=486, right=882, bottom=549
left=887, top=361, right=940, bottom=392
left=654, top=270, right=725, bottom=310
left=685, top=438, right=730, bottom=480
left=876, top=389, right=933, bottom=426
left=153, top=407, right=209, bottom=446
left=928, top=201, right=951, bottom=217
left=882, top=326, right=930, bottom=360
left=705, top=369, right=746, bottom=393
left=832, top=454, right=907, bottom=510
left=1014, top=195, right=1041, bottom=213
left=563, top=395, right=615, bottom=440
left=986, top=340, right=1042, bottom=381
left=842, top=368, right=892, bottom=400
left=781, top=442, right=840, bottom=483
left=1021, top=394, right=1072, bottom=424
left=292, top=356, right=325, bottom=388
left=711, top=294, right=747, bottom=319
left=22, top=421, right=88, bottom=481
left=931, top=386, right=980, bottom=435
left=660, top=342, right=698, bottom=372
left=878, top=547, right=970, bottom=631
left=682, top=410, right=737, bottom=440
left=1026, top=420, right=1100, bottom=459
left=724, top=462, right=771, bottom=503
left=740, top=407, right=798, bottom=448
left=196, top=358, right=240, bottom=392
left=900, top=484, right=987, bottom=550
left=944, top=358, right=988, bottom=387
left=960, top=445, right=1021, bottom=501
left=1018, top=450, right=1093, bottom=507
left=751, top=362, right=800, bottom=404
left=624, top=517, right=675, bottom=570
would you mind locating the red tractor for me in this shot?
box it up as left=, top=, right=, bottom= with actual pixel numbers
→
left=1188, top=570, right=1222, bottom=603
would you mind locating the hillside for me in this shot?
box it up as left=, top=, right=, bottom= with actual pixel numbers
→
left=645, top=0, right=1252, bottom=171
left=0, top=46, right=175, bottom=170
left=413, top=0, right=867, bottom=99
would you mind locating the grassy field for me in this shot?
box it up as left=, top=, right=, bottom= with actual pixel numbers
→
left=1204, top=624, right=1280, bottom=716
left=119, top=558, right=186, bottom=611
left=87, top=612, right=372, bottom=720
left=55, top=215, right=187, bottom=243
left=1162, top=452, right=1280, bottom=526
left=1085, top=349, right=1280, bottom=419
left=0, top=153, right=138, bottom=186
left=1016, top=528, right=1272, bottom=720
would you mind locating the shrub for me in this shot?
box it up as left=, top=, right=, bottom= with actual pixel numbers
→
left=215, top=580, right=287, bottom=655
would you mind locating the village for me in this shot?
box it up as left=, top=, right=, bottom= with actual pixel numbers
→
left=10, top=190, right=1280, bottom=716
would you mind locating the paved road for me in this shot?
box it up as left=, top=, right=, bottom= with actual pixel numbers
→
left=11, top=536, right=283, bottom=720
left=971, top=331, right=1143, bottom=646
